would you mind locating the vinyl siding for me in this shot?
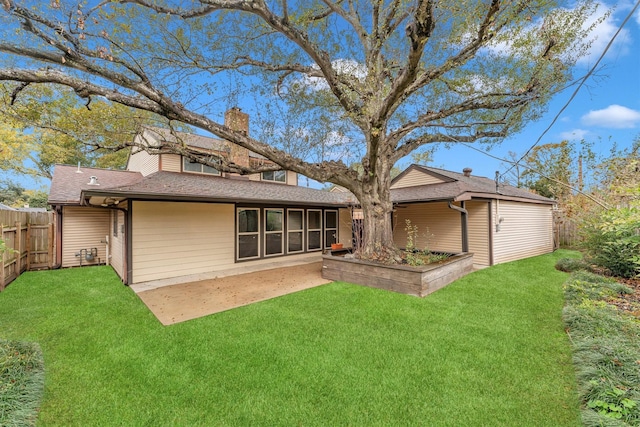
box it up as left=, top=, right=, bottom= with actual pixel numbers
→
left=492, top=200, right=554, bottom=264
left=391, top=169, right=446, bottom=189
left=127, top=148, right=159, bottom=176
left=466, top=200, right=491, bottom=266
left=393, top=202, right=462, bottom=253
left=161, top=154, right=182, bottom=172
left=61, top=207, right=109, bottom=267
left=109, top=210, right=126, bottom=281
left=131, top=201, right=235, bottom=283
left=338, top=208, right=352, bottom=248
left=286, top=171, right=298, bottom=186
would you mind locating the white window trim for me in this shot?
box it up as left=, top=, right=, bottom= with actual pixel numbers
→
left=264, top=208, right=284, bottom=257
left=261, top=170, right=287, bottom=184
left=182, top=156, right=221, bottom=176
left=237, top=208, right=261, bottom=260
left=287, top=209, right=305, bottom=254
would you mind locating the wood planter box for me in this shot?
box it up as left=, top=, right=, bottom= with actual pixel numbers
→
left=322, top=252, right=474, bottom=297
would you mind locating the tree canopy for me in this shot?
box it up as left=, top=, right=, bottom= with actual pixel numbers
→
left=0, top=0, right=603, bottom=258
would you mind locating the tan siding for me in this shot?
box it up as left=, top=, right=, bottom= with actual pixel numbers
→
left=127, top=148, right=159, bottom=176
left=391, top=169, right=446, bottom=189
left=466, top=200, right=491, bottom=266
left=286, top=171, right=298, bottom=186
left=61, top=207, right=110, bottom=267
left=338, top=208, right=352, bottom=248
left=248, top=173, right=261, bottom=181
left=161, top=154, right=182, bottom=172
left=492, top=201, right=554, bottom=264
left=131, top=201, right=235, bottom=283
left=109, top=210, right=126, bottom=281
left=393, top=202, right=462, bottom=253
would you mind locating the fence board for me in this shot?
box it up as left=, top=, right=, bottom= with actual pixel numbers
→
left=1, top=209, right=55, bottom=290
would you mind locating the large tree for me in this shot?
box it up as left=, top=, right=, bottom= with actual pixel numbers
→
left=1, top=84, right=178, bottom=179
left=0, top=0, right=601, bottom=259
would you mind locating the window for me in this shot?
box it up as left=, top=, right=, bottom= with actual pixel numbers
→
left=287, top=209, right=304, bottom=253
left=307, top=209, right=322, bottom=251
left=264, top=209, right=284, bottom=256
left=324, top=210, right=338, bottom=248
left=262, top=170, right=286, bottom=183
left=183, top=156, right=220, bottom=175
left=237, top=208, right=260, bottom=259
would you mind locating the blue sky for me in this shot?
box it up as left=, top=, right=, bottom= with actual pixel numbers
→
left=4, top=1, right=639, bottom=191
left=426, top=1, right=640, bottom=182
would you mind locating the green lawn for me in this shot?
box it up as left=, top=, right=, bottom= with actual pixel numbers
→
left=0, top=250, right=581, bottom=426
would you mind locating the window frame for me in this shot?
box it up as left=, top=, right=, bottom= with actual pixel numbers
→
left=182, top=156, right=221, bottom=176
left=264, top=208, right=284, bottom=257
left=306, top=209, right=322, bottom=251
left=237, top=208, right=261, bottom=260
left=324, top=210, right=338, bottom=249
left=261, top=170, right=287, bottom=183
left=286, top=209, right=305, bottom=254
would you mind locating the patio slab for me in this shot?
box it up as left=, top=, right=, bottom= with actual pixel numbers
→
left=134, top=262, right=331, bottom=325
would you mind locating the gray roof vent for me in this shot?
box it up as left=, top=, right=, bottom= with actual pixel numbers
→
left=462, top=167, right=472, bottom=177
left=88, top=176, right=100, bottom=186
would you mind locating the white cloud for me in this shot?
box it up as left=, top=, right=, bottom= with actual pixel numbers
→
left=578, top=4, right=631, bottom=65
left=301, top=59, right=366, bottom=91
left=581, top=104, right=640, bottom=128
left=559, top=129, right=590, bottom=140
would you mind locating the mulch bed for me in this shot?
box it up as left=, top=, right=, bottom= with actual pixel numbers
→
left=608, top=275, right=640, bottom=318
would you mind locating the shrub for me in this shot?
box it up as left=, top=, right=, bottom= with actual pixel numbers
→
left=581, top=201, right=640, bottom=278
left=556, top=257, right=590, bottom=273
left=562, top=272, right=640, bottom=426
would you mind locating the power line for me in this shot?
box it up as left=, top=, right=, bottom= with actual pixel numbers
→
left=500, top=0, right=640, bottom=179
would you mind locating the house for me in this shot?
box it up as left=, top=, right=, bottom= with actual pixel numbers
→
left=390, top=165, right=555, bottom=266
left=48, top=108, right=354, bottom=285
left=48, top=108, right=555, bottom=285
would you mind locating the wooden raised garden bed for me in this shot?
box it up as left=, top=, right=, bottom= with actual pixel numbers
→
left=321, top=252, right=474, bottom=297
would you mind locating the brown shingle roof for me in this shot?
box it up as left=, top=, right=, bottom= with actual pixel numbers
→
left=48, top=165, right=143, bottom=204
left=81, top=171, right=353, bottom=206
left=391, top=165, right=554, bottom=204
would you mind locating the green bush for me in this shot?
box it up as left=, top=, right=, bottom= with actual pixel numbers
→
left=581, top=202, right=640, bottom=278
left=555, top=257, right=590, bottom=273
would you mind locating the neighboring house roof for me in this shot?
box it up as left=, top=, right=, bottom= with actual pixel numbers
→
left=0, top=203, right=17, bottom=211
left=391, top=165, right=554, bottom=204
left=48, top=165, right=144, bottom=205
left=81, top=171, right=353, bottom=206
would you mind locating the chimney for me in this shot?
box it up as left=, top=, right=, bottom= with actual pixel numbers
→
left=225, top=107, right=250, bottom=168
left=462, top=167, right=472, bottom=177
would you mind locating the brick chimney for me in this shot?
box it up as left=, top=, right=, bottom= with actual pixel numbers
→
left=463, top=167, right=472, bottom=177
left=225, top=107, right=250, bottom=168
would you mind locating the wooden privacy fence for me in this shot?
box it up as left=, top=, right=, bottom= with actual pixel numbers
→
left=1, top=209, right=55, bottom=291
left=553, top=210, right=581, bottom=249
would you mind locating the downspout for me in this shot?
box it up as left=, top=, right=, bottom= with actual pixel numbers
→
left=448, top=201, right=469, bottom=253
left=53, top=205, right=63, bottom=269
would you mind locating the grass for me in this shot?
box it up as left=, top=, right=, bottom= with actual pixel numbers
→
left=0, top=340, right=45, bottom=426
left=0, top=250, right=581, bottom=426
left=562, top=270, right=640, bottom=426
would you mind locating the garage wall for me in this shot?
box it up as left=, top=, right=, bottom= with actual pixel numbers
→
left=492, top=200, right=554, bottom=264
left=131, top=201, right=235, bottom=283
left=393, top=202, right=462, bottom=253
left=61, top=207, right=109, bottom=267
left=466, top=200, right=491, bottom=266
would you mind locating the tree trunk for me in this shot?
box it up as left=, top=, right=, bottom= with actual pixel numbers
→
left=355, top=163, right=400, bottom=263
